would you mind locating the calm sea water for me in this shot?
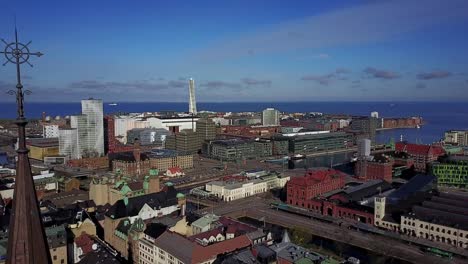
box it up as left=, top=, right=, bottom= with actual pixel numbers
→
left=1, top=101, right=467, bottom=144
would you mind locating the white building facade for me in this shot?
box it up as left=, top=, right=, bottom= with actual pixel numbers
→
left=43, top=124, right=59, bottom=138
left=262, top=108, right=280, bottom=126
left=81, top=99, right=105, bottom=156
left=58, top=128, right=80, bottom=159
left=205, top=175, right=290, bottom=202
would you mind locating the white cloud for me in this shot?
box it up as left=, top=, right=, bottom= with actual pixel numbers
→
left=199, top=0, right=468, bottom=60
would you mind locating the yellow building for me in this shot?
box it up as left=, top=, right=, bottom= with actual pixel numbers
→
left=27, top=138, right=60, bottom=161
left=69, top=218, right=97, bottom=238
left=90, top=171, right=160, bottom=206
left=46, top=225, right=68, bottom=264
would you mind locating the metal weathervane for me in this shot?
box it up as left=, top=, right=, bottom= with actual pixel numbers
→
left=1, top=28, right=43, bottom=118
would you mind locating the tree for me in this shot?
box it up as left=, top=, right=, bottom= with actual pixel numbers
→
left=290, top=226, right=313, bottom=247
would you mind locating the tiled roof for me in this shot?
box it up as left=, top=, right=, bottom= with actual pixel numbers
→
left=144, top=223, right=167, bottom=239
left=75, top=233, right=94, bottom=255
left=395, top=142, right=445, bottom=156
left=105, top=185, right=178, bottom=219
left=153, top=231, right=252, bottom=264
left=189, top=227, right=224, bottom=242
left=167, top=167, right=182, bottom=174
left=193, top=235, right=252, bottom=263
left=153, top=231, right=195, bottom=264
left=115, top=218, right=132, bottom=235
left=288, top=169, right=345, bottom=186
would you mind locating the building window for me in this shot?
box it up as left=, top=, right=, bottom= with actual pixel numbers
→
left=53, top=256, right=57, bottom=261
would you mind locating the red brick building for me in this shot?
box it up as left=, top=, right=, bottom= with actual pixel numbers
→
left=221, top=125, right=280, bottom=138
left=355, top=156, right=394, bottom=182
left=395, top=142, right=445, bottom=172
left=287, top=169, right=346, bottom=206
left=383, top=117, right=423, bottom=129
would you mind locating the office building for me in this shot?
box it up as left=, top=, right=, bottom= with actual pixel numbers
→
left=189, top=78, right=197, bottom=114
left=357, top=138, right=371, bottom=158
left=262, top=108, right=280, bottom=126
left=165, top=129, right=200, bottom=153
left=43, top=124, right=59, bottom=138
left=432, top=159, right=468, bottom=189
left=81, top=99, right=105, bottom=156
left=350, top=117, right=379, bottom=142
left=208, top=138, right=256, bottom=161
left=58, top=129, right=80, bottom=160
left=70, top=114, right=88, bottom=157
left=287, top=132, right=353, bottom=154
left=444, top=130, right=468, bottom=146
left=67, top=99, right=104, bottom=158
left=196, top=118, right=216, bottom=143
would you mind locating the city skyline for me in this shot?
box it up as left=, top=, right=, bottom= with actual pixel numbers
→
left=1, top=0, right=468, bottom=102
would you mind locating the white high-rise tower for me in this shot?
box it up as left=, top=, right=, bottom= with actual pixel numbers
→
left=188, top=78, right=197, bottom=114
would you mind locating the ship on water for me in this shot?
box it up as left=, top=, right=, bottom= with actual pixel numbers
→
left=108, top=103, right=118, bottom=106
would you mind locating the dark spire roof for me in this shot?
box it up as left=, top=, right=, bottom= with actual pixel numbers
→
left=4, top=29, right=51, bottom=263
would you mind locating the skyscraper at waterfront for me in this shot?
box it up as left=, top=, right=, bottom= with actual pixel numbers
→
left=64, top=99, right=104, bottom=158
left=188, top=78, right=197, bottom=114
left=262, top=108, right=280, bottom=126
left=81, top=99, right=104, bottom=156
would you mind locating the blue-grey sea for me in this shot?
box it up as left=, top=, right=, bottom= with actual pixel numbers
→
left=1, top=101, right=467, bottom=144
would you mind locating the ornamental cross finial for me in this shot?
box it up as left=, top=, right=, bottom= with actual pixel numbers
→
left=1, top=28, right=43, bottom=118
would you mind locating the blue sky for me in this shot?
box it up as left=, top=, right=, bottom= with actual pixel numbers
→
left=0, top=0, right=467, bottom=102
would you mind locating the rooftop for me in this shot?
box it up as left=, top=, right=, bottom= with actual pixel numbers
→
left=26, top=138, right=59, bottom=148
left=288, top=169, right=346, bottom=186
left=105, top=185, right=178, bottom=219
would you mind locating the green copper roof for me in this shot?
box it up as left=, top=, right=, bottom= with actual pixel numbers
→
left=165, top=182, right=174, bottom=186
left=176, top=193, right=185, bottom=199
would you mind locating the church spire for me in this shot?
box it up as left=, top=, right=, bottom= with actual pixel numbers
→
left=1, top=28, right=51, bottom=264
